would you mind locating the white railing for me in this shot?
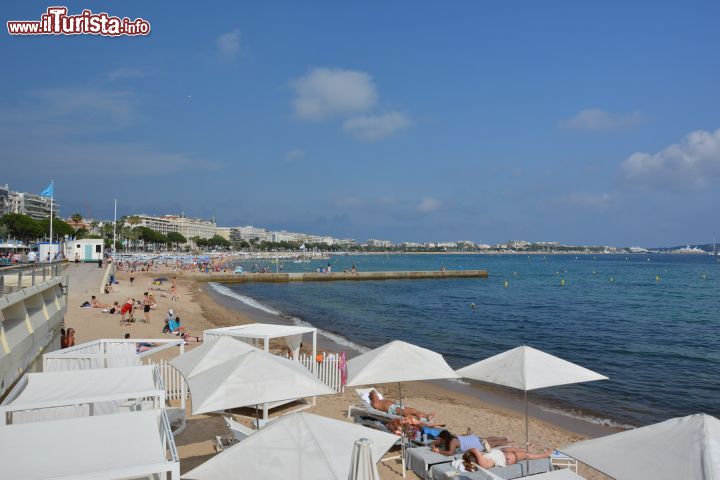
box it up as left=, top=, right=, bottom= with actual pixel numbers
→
left=283, top=352, right=346, bottom=393
left=147, top=359, right=190, bottom=401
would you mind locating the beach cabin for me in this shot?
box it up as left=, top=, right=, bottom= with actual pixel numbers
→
left=37, top=241, right=62, bottom=261
left=65, top=238, right=104, bottom=262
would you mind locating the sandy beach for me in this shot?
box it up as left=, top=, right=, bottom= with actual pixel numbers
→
left=63, top=262, right=610, bottom=479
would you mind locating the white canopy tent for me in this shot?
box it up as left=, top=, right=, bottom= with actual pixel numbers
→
left=183, top=412, right=397, bottom=480
left=561, top=413, right=719, bottom=480
left=456, top=346, right=607, bottom=475
left=346, top=340, right=459, bottom=477
left=0, top=410, right=180, bottom=480
left=170, top=339, right=336, bottom=416
left=204, top=323, right=317, bottom=363
left=43, top=337, right=184, bottom=371
left=203, top=323, right=318, bottom=418
left=0, top=365, right=164, bottom=425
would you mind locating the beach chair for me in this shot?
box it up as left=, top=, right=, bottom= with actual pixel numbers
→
left=347, top=387, right=403, bottom=424
left=430, top=458, right=553, bottom=480
left=215, top=416, right=255, bottom=452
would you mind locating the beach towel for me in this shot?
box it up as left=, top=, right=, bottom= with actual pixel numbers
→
left=339, top=352, right=348, bottom=386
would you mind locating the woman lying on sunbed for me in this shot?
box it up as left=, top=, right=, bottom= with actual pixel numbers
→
left=431, top=429, right=511, bottom=456
left=369, top=390, right=435, bottom=421
left=461, top=446, right=552, bottom=470
left=385, top=417, right=446, bottom=437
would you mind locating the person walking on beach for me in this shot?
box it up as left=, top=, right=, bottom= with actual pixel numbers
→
left=65, top=328, right=76, bottom=348
left=142, top=292, right=151, bottom=324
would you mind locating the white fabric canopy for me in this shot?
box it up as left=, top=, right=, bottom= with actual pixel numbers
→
left=349, top=438, right=381, bottom=480
left=0, top=410, right=175, bottom=480
left=5, top=365, right=158, bottom=409
left=183, top=412, right=397, bottom=480
left=170, top=336, right=257, bottom=379
left=455, top=346, right=608, bottom=391
left=173, top=345, right=336, bottom=414
left=205, top=323, right=316, bottom=339
left=561, top=413, right=719, bottom=480
left=0, top=365, right=163, bottom=425
left=346, top=340, right=459, bottom=386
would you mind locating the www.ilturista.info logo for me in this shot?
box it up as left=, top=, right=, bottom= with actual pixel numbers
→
left=7, top=7, right=150, bottom=36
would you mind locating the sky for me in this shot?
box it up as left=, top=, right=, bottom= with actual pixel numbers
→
left=1, top=1, right=719, bottom=246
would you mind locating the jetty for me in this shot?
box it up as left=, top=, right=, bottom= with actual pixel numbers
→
left=187, top=269, right=488, bottom=283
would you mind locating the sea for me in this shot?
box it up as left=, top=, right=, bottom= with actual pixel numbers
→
left=209, top=253, right=720, bottom=431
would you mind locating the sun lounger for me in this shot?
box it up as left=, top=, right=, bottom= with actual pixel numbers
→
left=347, top=387, right=403, bottom=423
left=431, top=458, right=552, bottom=480
left=215, top=416, right=255, bottom=452
left=404, top=446, right=460, bottom=479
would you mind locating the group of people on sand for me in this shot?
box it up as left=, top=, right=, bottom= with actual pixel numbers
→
left=60, top=327, right=75, bottom=349
left=367, top=389, right=552, bottom=470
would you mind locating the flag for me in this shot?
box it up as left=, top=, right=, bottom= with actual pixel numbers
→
left=39, top=182, right=54, bottom=197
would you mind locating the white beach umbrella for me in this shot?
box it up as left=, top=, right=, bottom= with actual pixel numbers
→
left=348, top=438, right=381, bottom=480
left=560, top=413, right=719, bottom=480
left=183, top=412, right=397, bottom=480
left=346, top=340, right=459, bottom=477
left=171, top=340, right=335, bottom=415
left=456, top=346, right=607, bottom=475
left=170, top=335, right=257, bottom=379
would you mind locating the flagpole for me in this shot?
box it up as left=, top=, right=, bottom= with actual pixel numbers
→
left=49, top=180, right=54, bottom=250
left=113, top=198, right=117, bottom=254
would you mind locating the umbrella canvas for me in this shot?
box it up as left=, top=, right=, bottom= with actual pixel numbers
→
left=183, top=412, right=397, bottom=480
left=561, top=413, right=719, bottom=480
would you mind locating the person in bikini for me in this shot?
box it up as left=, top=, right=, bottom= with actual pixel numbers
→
left=431, top=429, right=512, bottom=456
left=369, top=390, right=435, bottom=421
left=462, top=445, right=553, bottom=470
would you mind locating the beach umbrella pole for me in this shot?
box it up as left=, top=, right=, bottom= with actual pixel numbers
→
left=398, top=382, right=405, bottom=477
left=524, top=390, right=529, bottom=476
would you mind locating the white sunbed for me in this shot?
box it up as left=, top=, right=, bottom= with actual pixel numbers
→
left=215, top=416, right=256, bottom=452
left=347, top=387, right=403, bottom=424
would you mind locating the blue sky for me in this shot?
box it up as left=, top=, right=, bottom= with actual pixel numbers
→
left=2, top=1, right=719, bottom=246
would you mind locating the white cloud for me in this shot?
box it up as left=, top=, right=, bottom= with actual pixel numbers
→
left=284, top=148, right=305, bottom=161
left=334, top=196, right=366, bottom=208
left=107, top=68, right=145, bottom=81
left=4, top=142, right=219, bottom=176
left=416, top=196, right=442, bottom=213
left=561, top=109, right=646, bottom=131
left=621, top=128, right=720, bottom=190
left=563, top=192, right=615, bottom=208
left=0, top=88, right=135, bottom=136
left=291, top=68, right=377, bottom=120
left=217, top=29, right=241, bottom=59
left=342, top=111, right=411, bottom=141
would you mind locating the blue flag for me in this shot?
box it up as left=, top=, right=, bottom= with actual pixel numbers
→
left=39, top=182, right=54, bottom=197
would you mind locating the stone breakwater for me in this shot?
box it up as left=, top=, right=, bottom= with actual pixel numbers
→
left=185, top=270, right=489, bottom=283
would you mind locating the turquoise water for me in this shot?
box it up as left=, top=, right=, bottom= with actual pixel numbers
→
left=224, top=254, right=720, bottom=427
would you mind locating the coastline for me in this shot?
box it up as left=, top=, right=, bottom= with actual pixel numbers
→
left=200, top=280, right=624, bottom=437
left=62, top=264, right=612, bottom=479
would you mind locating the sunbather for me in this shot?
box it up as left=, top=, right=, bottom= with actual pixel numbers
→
left=462, top=446, right=552, bottom=470
left=369, top=389, right=435, bottom=421
left=386, top=417, right=446, bottom=437
left=90, top=296, right=109, bottom=308
left=432, top=429, right=511, bottom=456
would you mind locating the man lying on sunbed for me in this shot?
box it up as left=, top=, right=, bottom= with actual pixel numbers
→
left=369, top=389, right=435, bottom=421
